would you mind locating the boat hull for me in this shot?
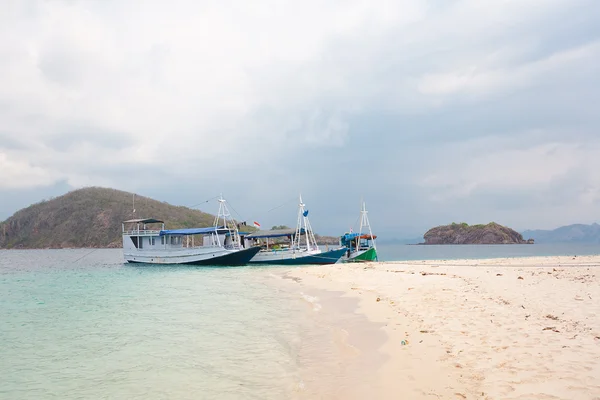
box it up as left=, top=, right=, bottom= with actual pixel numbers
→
left=345, top=247, right=378, bottom=262
left=125, top=246, right=260, bottom=266
left=248, top=247, right=347, bottom=265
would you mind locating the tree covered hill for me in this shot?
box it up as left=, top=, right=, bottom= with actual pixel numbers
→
left=0, top=187, right=216, bottom=249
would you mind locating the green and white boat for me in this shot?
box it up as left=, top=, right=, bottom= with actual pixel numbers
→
left=340, top=201, right=378, bottom=262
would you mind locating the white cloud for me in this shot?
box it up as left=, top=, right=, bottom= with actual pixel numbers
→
left=0, top=152, right=61, bottom=189
left=0, top=0, right=435, bottom=191
left=419, top=134, right=600, bottom=204
left=418, top=41, right=600, bottom=97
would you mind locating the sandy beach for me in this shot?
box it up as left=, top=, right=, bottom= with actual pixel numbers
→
left=283, top=255, right=600, bottom=400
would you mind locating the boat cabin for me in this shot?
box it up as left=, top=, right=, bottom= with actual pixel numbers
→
left=122, top=218, right=243, bottom=252
left=244, top=228, right=309, bottom=251
left=340, top=232, right=377, bottom=252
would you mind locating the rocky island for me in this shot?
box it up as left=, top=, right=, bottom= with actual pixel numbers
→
left=422, top=222, right=534, bottom=245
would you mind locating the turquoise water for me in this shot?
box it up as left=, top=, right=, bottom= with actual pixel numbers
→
left=376, top=243, right=600, bottom=261
left=0, top=249, right=316, bottom=399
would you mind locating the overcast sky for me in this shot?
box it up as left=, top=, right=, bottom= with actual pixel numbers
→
left=1, top=0, right=599, bottom=238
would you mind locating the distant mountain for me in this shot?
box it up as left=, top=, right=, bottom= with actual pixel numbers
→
left=0, top=187, right=216, bottom=249
left=423, top=222, right=533, bottom=245
left=522, top=223, right=600, bottom=244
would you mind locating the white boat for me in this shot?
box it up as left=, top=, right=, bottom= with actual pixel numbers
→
left=246, top=195, right=347, bottom=265
left=340, top=201, right=378, bottom=262
left=121, top=197, right=260, bottom=265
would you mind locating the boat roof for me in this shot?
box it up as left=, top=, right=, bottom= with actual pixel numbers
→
left=123, top=218, right=164, bottom=224
left=246, top=228, right=305, bottom=239
left=159, top=227, right=227, bottom=236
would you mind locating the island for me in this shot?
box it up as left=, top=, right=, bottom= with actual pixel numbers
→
left=422, top=222, right=534, bottom=245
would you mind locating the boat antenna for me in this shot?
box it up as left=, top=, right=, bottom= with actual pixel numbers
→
left=132, top=193, right=136, bottom=214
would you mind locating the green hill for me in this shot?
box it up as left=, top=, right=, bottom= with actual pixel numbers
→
left=423, top=222, right=534, bottom=245
left=0, top=187, right=219, bottom=249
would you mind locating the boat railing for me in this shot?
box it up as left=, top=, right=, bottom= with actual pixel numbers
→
left=123, top=229, right=161, bottom=235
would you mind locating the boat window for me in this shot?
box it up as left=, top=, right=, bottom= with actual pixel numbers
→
left=150, top=237, right=155, bottom=246
left=161, top=236, right=165, bottom=245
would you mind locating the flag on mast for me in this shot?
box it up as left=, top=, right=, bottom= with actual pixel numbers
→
left=253, top=221, right=261, bottom=228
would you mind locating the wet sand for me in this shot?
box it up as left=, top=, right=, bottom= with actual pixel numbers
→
left=281, top=255, right=600, bottom=400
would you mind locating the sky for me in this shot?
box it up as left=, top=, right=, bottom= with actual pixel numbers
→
left=1, top=0, right=600, bottom=239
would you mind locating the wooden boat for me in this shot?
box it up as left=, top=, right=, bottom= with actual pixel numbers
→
left=246, top=195, right=347, bottom=265
left=340, top=201, right=378, bottom=262
left=121, top=197, right=259, bottom=265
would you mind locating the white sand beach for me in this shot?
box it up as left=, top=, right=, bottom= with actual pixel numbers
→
left=284, top=255, right=600, bottom=400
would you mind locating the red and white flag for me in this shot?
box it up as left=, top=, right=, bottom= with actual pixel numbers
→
left=253, top=221, right=261, bottom=228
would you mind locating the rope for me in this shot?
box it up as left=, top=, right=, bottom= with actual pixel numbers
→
left=72, top=248, right=99, bottom=263
left=226, top=201, right=245, bottom=223
left=266, top=197, right=298, bottom=213
left=188, top=195, right=220, bottom=209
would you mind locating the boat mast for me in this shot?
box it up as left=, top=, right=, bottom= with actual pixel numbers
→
left=294, top=195, right=303, bottom=250
left=214, top=194, right=240, bottom=248
left=294, top=194, right=317, bottom=251
left=359, top=201, right=377, bottom=252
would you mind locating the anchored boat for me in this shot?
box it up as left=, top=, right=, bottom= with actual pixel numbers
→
left=340, top=201, right=378, bottom=262
left=121, top=197, right=260, bottom=266
left=246, top=195, right=347, bottom=265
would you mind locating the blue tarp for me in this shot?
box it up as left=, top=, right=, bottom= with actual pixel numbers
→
left=159, top=227, right=224, bottom=236
left=340, top=232, right=376, bottom=246
left=341, top=233, right=361, bottom=242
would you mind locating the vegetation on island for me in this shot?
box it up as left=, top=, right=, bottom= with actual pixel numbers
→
left=270, top=225, right=290, bottom=230
left=0, top=187, right=219, bottom=249
left=423, top=222, right=534, bottom=245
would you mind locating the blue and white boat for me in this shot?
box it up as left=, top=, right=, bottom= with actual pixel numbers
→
left=121, top=197, right=260, bottom=265
left=246, top=195, right=347, bottom=265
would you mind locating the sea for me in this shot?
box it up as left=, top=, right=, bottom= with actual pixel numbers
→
left=375, top=242, right=600, bottom=261
left=1, top=243, right=598, bottom=399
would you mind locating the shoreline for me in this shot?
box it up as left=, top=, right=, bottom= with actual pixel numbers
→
left=281, top=255, right=600, bottom=399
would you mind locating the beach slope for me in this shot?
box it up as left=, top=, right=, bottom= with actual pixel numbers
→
left=285, top=256, right=600, bottom=399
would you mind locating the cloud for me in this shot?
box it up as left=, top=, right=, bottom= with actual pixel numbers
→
left=0, top=152, right=61, bottom=189
left=417, top=41, right=600, bottom=97
left=1, top=0, right=600, bottom=235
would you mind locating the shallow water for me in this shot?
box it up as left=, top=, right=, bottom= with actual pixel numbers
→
left=0, top=249, right=313, bottom=399
left=0, top=249, right=387, bottom=399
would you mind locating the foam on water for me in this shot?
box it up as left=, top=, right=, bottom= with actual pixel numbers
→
left=299, top=292, right=322, bottom=312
